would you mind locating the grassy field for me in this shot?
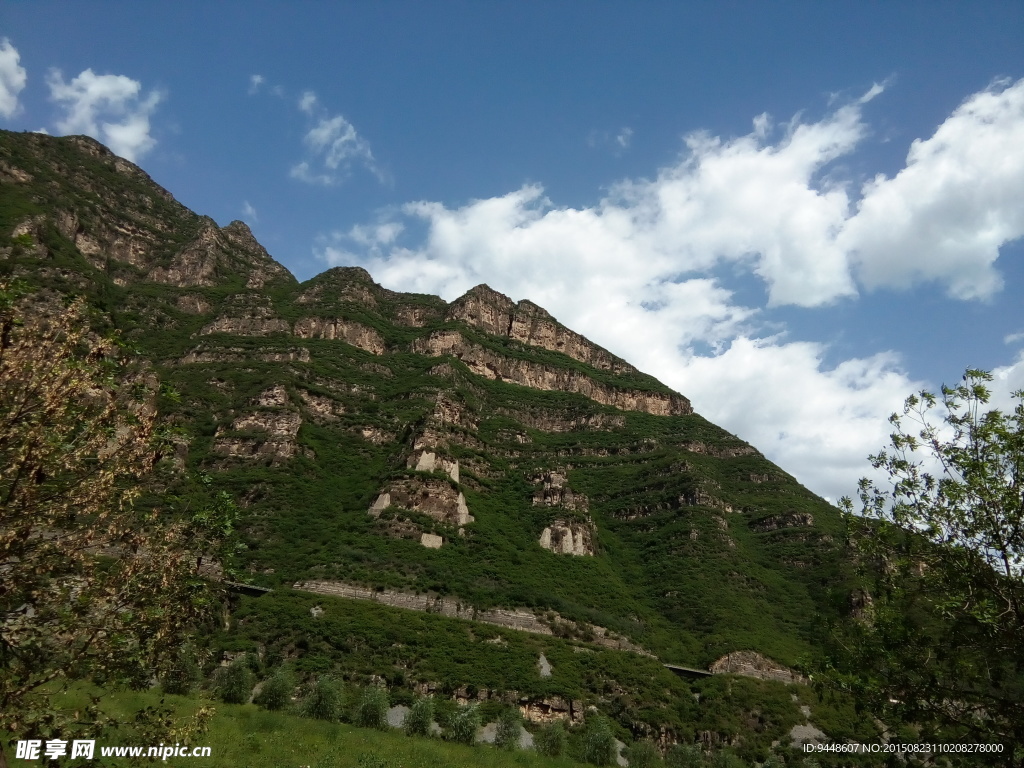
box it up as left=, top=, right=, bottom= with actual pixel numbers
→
left=6, top=686, right=590, bottom=768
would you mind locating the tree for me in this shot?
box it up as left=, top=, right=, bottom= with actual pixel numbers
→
left=0, top=286, right=222, bottom=766
left=302, top=677, right=344, bottom=721
left=448, top=703, right=480, bottom=745
left=254, top=666, right=295, bottom=711
left=832, top=370, right=1024, bottom=760
left=535, top=720, right=567, bottom=757
left=354, top=685, right=390, bottom=730
left=403, top=695, right=434, bottom=737
left=625, top=738, right=662, bottom=768
left=215, top=657, right=255, bottom=705
left=493, top=704, right=522, bottom=750
left=582, top=714, right=616, bottom=766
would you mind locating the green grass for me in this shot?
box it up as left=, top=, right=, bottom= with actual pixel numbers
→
left=4, top=686, right=591, bottom=768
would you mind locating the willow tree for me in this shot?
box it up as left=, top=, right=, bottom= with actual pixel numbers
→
left=0, top=284, right=221, bottom=766
left=833, top=370, right=1024, bottom=762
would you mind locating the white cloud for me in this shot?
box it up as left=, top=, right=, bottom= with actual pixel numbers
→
left=0, top=38, right=27, bottom=119
left=291, top=90, right=382, bottom=185
left=658, top=339, right=919, bottom=501
left=46, top=68, right=162, bottom=161
left=615, top=127, right=633, bottom=148
left=248, top=74, right=264, bottom=94
left=1005, top=331, right=1024, bottom=346
left=841, top=78, right=1024, bottom=300
left=317, top=80, right=1024, bottom=499
left=242, top=201, right=258, bottom=222
left=298, top=90, right=317, bottom=114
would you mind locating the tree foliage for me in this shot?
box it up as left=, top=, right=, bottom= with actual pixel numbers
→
left=493, top=704, right=522, bottom=750
left=833, top=370, right=1024, bottom=758
left=448, top=703, right=479, bottom=745
left=215, top=657, right=255, bottom=705
left=535, top=720, right=567, bottom=757
left=254, top=666, right=295, bottom=711
left=582, top=714, right=616, bottom=766
left=0, top=286, right=223, bottom=762
left=354, top=685, right=390, bottom=730
left=403, top=695, right=434, bottom=737
left=302, top=676, right=344, bottom=721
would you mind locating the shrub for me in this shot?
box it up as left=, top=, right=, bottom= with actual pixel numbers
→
left=215, top=658, right=255, bottom=704
left=254, top=667, right=295, bottom=711
left=404, top=696, right=434, bottom=737
left=582, top=715, right=616, bottom=766
left=666, top=744, right=703, bottom=768
left=302, top=677, right=343, bottom=721
left=354, top=685, right=390, bottom=730
left=493, top=705, right=522, bottom=750
left=449, top=703, right=480, bottom=745
left=535, top=720, right=567, bottom=757
left=710, top=750, right=746, bottom=768
left=626, top=739, right=662, bottom=768
left=160, top=643, right=202, bottom=696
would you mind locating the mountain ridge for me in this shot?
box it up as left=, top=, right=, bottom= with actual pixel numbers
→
left=1, top=129, right=870, bottom=750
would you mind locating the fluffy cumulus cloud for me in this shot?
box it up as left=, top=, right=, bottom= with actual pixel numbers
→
left=318, top=80, right=1024, bottom=499
left=842, top=78, right=1024, bottom=300
left=290, top=90, right=382, bottom=185
left=46, top=68, right=162, bottom=161
left=0, top=38, right=28, bottom=119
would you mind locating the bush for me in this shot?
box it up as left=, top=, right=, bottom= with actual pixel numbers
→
left=404, top=696, right=434, bottom=737
left=160, top=643, right=202, bottom=696
left=254, top=667, right=294, bottom=711
left=302, top=676, right=343, bottom=721
left=626, top=739, right=662, bottom=768
left=666, top=744, right=703, bottom=768
left=354, top=685, right=390, bottom=730
left=215, top=658, right=255, bottom=704
left=493, top=705, right=522, bottom=750
left=535, top=720, right=567, bottom=757
left=449, top=703, right=480, bottom=745
left=582, top=715, right=616, bottom=766
left=710, top=750, right=746, bottom=768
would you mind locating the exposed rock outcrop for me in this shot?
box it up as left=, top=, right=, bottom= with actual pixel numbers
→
left=292, top=580, right=649, bottom=654
left=369, top=477, right=473, bottom=527
left=178, top=345, right=310, bottom=364
left=749, top=512, right=815, bottom=532
left=413, top=330, right=690, bottom=416
left=408, top=450, right=460, bottom=482
left=449, top=284, right=636, bottom=374
left=532, top=471, right=589, bottom=511
left=539, top=520, right=594, bottom=556
left=293, top=317, right=386, bottom=354
left=710, top=651, right=806, bottom=684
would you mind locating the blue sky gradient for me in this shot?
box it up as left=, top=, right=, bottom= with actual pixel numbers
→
left=3, top=2, right=1023, bottom=499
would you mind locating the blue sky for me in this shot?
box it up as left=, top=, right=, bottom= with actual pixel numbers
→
left=3, top=2, right=1024, bottom=500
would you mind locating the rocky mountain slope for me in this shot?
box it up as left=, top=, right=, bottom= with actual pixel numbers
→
left=0, top=130, right=867, bottom=748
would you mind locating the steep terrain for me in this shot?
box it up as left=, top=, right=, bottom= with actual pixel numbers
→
left=0, top=130, right=867, bottom=750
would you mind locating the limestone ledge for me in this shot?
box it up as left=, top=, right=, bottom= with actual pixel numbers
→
left=177, top=345, right=310, bottom=364
left=413, top=330, right=690, bottom=417
left=709, top=651, right=806, bottom=685
left=191, top=313, right=386, bottom=356
left=291, top=580, right=651, bottom=655
left=449, top=285, right=635, bottom=375
left=748, top=512, right=815, bottom=532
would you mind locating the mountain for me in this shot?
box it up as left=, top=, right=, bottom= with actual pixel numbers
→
left=0, top=130, right=870, bottom=751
